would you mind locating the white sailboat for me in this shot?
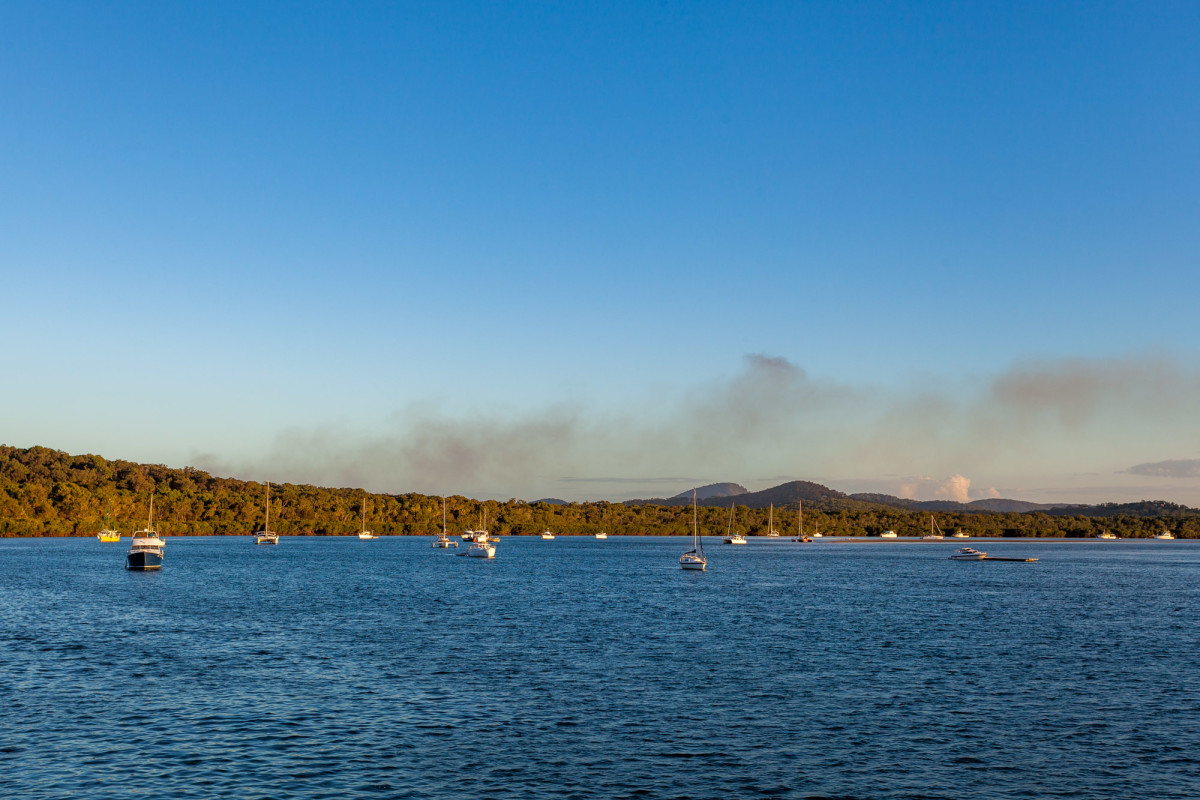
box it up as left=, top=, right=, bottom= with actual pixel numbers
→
left=680, top=489, right=707, bottom=570
left=433, top=497, right=458, bottom=547
left=253, top=481, right=279, bottom=545
left=722, top=503, right=746, bottom=545
left=922, top=514, right=944, bottom=541
left=764, top=503, right=780, bottom=536
left=358, top=497, right=376, bottom=539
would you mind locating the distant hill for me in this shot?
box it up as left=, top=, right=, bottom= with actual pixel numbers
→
left=670, top=483, right=747, bottom=500
left=849, top=493, right=1068, bottom=513
left=536, top=498, right=569, bottom=506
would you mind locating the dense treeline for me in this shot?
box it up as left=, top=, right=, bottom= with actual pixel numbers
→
left=1, top=446, right=1196, bottom=538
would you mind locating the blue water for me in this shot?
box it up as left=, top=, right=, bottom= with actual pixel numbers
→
left=2, top=536, right=1198, bottom=799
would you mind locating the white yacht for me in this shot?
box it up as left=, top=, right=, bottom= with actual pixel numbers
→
left=595, top=531, right=608, bottom=539
left=253, top=481, right=279, bottom=545
left=722, top=503, right=746, bottom=545
left=433, top=497, right=458, bottom=548
left=466, top=532, right=495, bottom=558
left=680, top=489, right=707, bottom=570
left=357, top=497, right=376, bottom=539
left=1095, top=531, right=1118, bottom=540
left=880, top=530, right=898, bottom=539
left=922, top=514, right=944, bottom=541
left=126, top=495, right=164, bottom=570
left=1155, top=531, right=1175, bottom=540
left=540, top=530, right=555, bottom=540
left=952, top=529, right=969, bottom=539
left=950, top=547, right=986, bottom=561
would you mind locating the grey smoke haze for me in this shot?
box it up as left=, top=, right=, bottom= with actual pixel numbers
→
left=193, top=351, right=1200, bottom=503
left=1124, top=459, right=1200, bottom=478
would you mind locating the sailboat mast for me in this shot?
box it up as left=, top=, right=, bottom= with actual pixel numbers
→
left=266, top=481, right=270, bottom=531
left=148, top=493, right=154, bottom=530
left=442, top=497, right=447, bottom=535
left=798, top=500, right=802, bottom=537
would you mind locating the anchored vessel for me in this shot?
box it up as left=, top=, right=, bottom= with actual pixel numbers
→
left=922, top=514, right=945, bottom=541
left=433, top=497, right=458, bottom=547
left=97, top=499, right=120, bottom=542
left=126, top=495, right=164, bottom=570
left=358, top=497, right=376, bottom=539
left=540, top=529, right=555, bottom=540
left=254, top=481, right=279, bottom=545
left=680, top=489, right=707, bottom=570
left=723, top=503, right=746, bottom=545
left=764, top=504, right=780, bottom=537
left=791, top=500, right=811, bottom=542
left=950, top=547, right=986, bottom=561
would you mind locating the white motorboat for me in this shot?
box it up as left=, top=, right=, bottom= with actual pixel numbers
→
left=950, top=547, right=986, bottom=561
left=952, top=529, right=969, bottom=539
left=357, top=497, right=376, bottom=539
left=540, top=530, right=555, bottom=540
left=922, top=514, right=944, bottom=541
left=253, top=481, right=279, bottom=545
left=595, top=531, right=608, bottom=539
left=1155, top=531, right=1175, bottom=540
left=433, top=497, right=458, bottom=547
left=466, top=540, right=496, bottom=558
left=680, top=489, right=707, bottom=570
left=126, top=495, right=164, bottom=570
left=880, top=530, right=898, bottom=539
left=1095, top=531, right=1118, bottom=540
left=723, top=503, right=746, bottom=545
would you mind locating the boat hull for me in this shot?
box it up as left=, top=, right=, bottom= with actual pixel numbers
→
left=126, top=551, right=163, bottom=570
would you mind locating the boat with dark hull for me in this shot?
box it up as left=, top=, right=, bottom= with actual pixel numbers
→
left=126, top=495, right=164, bottom=570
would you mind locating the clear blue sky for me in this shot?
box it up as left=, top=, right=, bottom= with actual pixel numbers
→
left=2, top=1, right=1198, bottom=504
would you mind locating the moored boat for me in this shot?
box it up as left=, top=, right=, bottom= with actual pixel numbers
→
left=1155, top=531, right=1175, bottom=540
left=949, top=547, right=986, bottom=561
left=595, top=531, right=608, bottom=539
left=96, top=499, right=120, bottom=542
left=922, top=514, right=944, bottom=540
left=253, top=481, right=279, bottom=545
left=680, top=489, right=707, bottom=570
left=357, top=497, right=376, bottom=539
left=540, top=529, right=555, bottom=540
left=433, top=497, right=458, bottom=547
left=126, top=495, right=164, bottom=570
left=880, top=530, right=898, bottom=539
left=723, top=503, right=746, bottom=545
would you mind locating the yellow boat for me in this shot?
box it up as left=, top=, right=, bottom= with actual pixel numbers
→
left=96, top=499, right=120, bottom=542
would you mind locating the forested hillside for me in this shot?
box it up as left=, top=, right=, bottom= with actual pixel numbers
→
left=1, top=446, right=1196, bottom=538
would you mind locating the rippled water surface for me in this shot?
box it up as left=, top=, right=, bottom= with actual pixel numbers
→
left=2, top=536, right=1198, bottom=799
